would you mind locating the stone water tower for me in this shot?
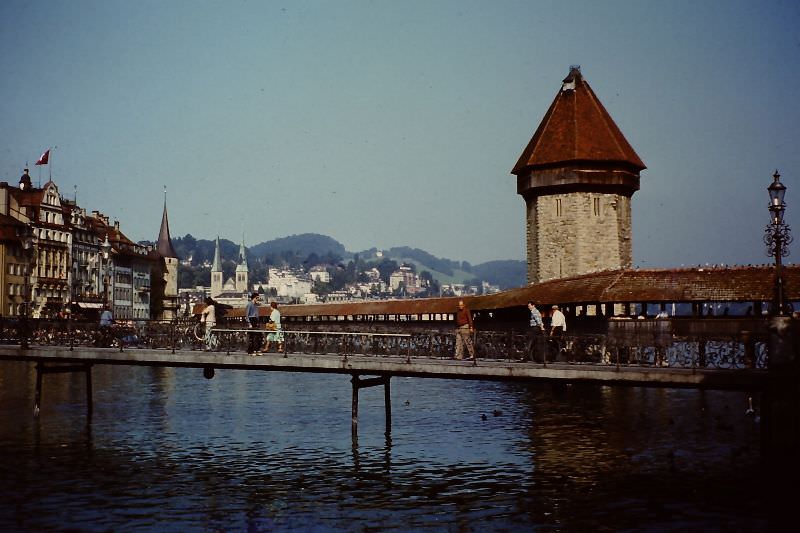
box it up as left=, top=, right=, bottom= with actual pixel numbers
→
left=512, top=66, right=646, bottom=284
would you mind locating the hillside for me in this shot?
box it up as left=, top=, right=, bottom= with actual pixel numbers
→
left=161, top=233, right=525, bottom=289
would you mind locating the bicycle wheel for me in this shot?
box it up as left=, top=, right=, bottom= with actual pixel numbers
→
left=193, top=322, right=205, bottom=341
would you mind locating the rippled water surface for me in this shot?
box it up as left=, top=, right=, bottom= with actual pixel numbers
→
left=0, top=362, right=766, bottom=531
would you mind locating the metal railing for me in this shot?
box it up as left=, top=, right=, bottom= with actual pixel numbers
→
left=0, top=317, right=769, bottom=370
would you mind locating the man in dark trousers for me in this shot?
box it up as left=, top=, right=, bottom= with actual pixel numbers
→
left=525, top=301, right=545, bottom=362
left=246, top=292, right=261, bottom=354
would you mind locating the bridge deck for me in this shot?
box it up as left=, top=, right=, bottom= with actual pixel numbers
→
left=0, top=345, right=768, bottom=391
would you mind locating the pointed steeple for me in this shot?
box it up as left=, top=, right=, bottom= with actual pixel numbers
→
left=211, top=236, right=222, bottom=271
left=156, top=189, right=178, bottom=259
left=234, top=232, right=249, bottom=294
left=236, top=233, right=248, bottom=272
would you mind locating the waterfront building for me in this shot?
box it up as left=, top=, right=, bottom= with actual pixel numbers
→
left=67, top=206, right=106, bottom=316
left=512, top=66, right=646, bottom=284
left=0, top=213, right=29, bottom=317
left=5, top=171, right=73, bottom=318
left=88, top=214, right=155, bottom=320
left=0, top=176, right=33, bottom=316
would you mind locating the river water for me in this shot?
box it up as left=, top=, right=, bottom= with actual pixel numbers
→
left=0, top=361, right=766, bottom=531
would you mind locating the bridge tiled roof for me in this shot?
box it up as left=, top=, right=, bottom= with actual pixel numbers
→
left=471, top=266, right=800, bottom=310
left=263, top=266, right=800, bottom=317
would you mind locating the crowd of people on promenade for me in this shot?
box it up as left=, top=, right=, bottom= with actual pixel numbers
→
left=197, top=296, right=566, bottom=361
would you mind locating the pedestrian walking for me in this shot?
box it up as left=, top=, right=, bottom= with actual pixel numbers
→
left=454, top=299, right=476, bottom=361
left=525, top=301, right=545, bottom=361
left=246, top=292, right=261, bottom=354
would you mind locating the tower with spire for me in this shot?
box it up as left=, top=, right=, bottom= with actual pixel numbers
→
left=154, top=191, right=179, bottom=318
left=210, top=236, right=224, bottom=298
left=235, top=234, right=249, bottom=294
left=512, top=66, right=646, bottom=284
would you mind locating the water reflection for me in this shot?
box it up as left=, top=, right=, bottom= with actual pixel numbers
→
left=0, top=362, right=766, bottom=531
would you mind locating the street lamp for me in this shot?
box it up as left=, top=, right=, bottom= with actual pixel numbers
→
left=101, top=235, right=112, bottom=308
left=20, top=231, right=33, bottom=349
left=764, top=170, right=793, bottom=316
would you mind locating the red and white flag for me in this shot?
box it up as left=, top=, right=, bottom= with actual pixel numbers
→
left=35, top=149, right=50, bottom=165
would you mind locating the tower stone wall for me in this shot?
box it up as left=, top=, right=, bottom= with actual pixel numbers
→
left=211, top=271, right=223, bottom=298
left=526, top=191, right=632, bottom=283
left=162, top=256, right=179, bottom=319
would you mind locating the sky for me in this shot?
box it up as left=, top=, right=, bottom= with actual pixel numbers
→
left=2, top=0, right=799, bottom=267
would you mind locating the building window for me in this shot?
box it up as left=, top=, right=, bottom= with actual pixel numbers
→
left=593, top=197, right=601, bottom=216
left=555, top=198, right=563, bottom=217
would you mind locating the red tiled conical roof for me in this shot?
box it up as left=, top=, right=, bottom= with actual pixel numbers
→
left=512, top=67, right=645, bottom=174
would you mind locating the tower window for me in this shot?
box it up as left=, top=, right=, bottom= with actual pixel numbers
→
left=555, top=198, right=563, bottom=217
left=593, top=197, right=601, bottom=216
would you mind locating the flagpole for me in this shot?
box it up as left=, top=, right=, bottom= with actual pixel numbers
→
left=50, top=145, right=57, bottom=182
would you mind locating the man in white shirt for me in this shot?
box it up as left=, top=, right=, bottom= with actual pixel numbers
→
left=200, top=297, right=217, bottom=350
left=550, top=305, right=566, bottom=336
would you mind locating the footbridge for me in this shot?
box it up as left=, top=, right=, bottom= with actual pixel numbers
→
left=0, top=316, right=782, bottom=437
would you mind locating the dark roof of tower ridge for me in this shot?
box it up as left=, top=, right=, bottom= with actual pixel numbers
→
left=512, top=67, right=646, bottom=175
left=157, top=202, right=178, bottom=259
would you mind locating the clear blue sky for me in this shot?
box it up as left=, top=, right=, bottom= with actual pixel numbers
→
left=2, top=0, right=799, bottom=268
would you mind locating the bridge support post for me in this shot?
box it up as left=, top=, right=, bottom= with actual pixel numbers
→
left=33, top=361, right=94, bottom=419
left=764, top=316, right=799, bottom=524
left=350, top=374, right=392, bottom=442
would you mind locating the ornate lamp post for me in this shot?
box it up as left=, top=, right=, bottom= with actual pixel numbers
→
left=101, top=235, right=112, bottom=309
left=765, top=170, right=793, bottom=316
left=20, top=231, right=33, bottom=349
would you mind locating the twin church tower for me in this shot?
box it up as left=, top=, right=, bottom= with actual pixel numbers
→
left=512, top=66, right=646, bottom=284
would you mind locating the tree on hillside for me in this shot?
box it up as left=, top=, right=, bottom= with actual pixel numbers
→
left=375, top=259, right=399, bottom=284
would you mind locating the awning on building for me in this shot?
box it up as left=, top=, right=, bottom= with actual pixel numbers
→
left=78, top=302, right=103, bottom=309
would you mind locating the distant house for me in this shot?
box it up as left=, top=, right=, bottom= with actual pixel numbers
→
left=309, top=265, right=331, bottom=284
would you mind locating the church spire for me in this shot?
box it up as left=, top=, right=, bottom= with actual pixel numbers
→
left=236, top=232, right=248, bottom=271
left=156, top=186, right=178, bottom=259
left=211, top=236, right=222, bottom=272
left=234, top=232, right=249, bottom=294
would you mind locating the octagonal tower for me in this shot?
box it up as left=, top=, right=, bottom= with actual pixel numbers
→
left=512, top=66, right=646, bottom=284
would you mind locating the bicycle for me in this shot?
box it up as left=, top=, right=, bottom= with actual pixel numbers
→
left=194, top=322, right=220, bottom=351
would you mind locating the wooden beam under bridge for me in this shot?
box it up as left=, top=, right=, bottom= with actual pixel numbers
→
left=351, top=374, right=391, bottom=443
left=34, top=360, right=94, bottom=418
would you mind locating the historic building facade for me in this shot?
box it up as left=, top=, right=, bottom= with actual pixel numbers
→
left=1, top=167, right=174, bottom=319
left=512, top=67, right=646, bottom=284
